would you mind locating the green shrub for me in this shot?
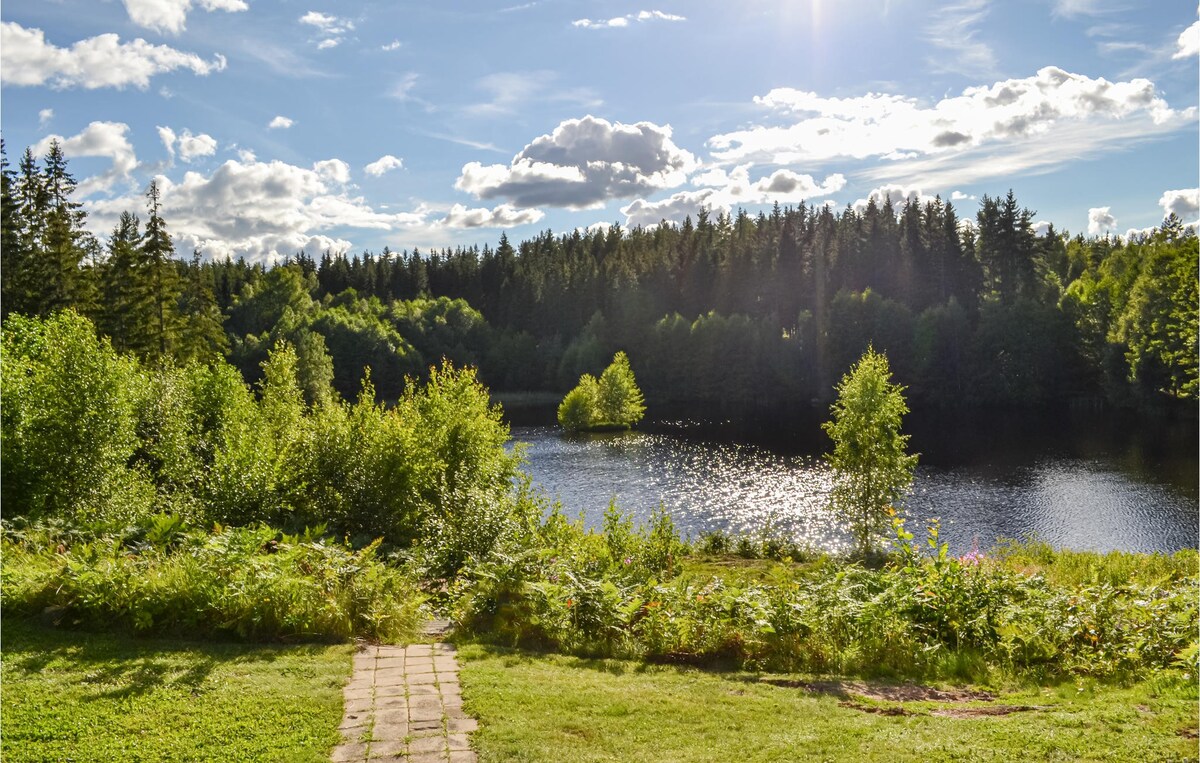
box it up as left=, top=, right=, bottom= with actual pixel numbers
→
left=1, top=521, right=425, bottom=643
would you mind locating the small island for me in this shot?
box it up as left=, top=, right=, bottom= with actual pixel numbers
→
left=557, top=351, right=646, bottom=432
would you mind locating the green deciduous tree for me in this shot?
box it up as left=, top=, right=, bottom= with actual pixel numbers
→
left=822, top=347, right=918, bottom=556
left=558, top=352, right=645, bottom=432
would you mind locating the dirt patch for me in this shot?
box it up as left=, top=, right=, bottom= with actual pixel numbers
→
left=1178, top=727, right=1198, bottom=740
left=931, top=705, right=1044, bottom=718
left=838, top=700, right=913, bottom=716
left=764, top=679, right=996, bottom=704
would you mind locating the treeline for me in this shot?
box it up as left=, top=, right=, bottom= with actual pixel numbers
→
left=2, top=139, right=1196, bottom=409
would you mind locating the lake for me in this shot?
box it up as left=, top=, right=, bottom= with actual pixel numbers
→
left=505, top=406, right=1198, bottom=555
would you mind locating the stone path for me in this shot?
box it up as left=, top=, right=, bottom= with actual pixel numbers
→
left=333, top=621, right=478, bottom=763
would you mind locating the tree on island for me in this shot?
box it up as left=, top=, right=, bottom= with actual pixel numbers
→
left=558, top=351, right=646, bottom=432
left=823, top=346, right=918, bottom=556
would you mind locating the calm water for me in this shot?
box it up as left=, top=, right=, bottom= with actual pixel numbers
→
left=507, top=408, right=1198, bottom=555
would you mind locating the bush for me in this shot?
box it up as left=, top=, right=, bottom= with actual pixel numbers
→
left=1, top=520, right=425, bottom=643
left=557, top=352, right=645, bottom=432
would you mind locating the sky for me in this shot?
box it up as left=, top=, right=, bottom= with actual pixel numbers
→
left=1, top=0, right=1197, bottom=263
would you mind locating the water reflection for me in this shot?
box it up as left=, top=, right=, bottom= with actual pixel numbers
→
left=512, top=423, right=1198, bottom=555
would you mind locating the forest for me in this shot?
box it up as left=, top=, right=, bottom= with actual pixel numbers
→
left=2, top=139, right=1196, bottom=412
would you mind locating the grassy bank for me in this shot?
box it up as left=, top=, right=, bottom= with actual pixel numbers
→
left=456, top=644, right=1199, bottom=762
left=0, top=619, right=352, bottom=763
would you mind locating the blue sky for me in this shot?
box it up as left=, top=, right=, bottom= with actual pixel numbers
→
left=2, top=0, right=1197, bottom=263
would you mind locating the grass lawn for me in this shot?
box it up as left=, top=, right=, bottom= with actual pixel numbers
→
left=1, top=618, right=353, bottom=763
left=457, top=644, right=1199, bottom=762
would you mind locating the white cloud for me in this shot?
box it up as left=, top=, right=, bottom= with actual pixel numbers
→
left=1158, top=188, right=1200, bottom=221
left=237, top=148, right=256, bottom=162
left=852, top=185, right=935, bottom=214
left=268, top=115, right=294, bottom=129
left=33, top=121, right=138, bottom=197
left=122, top=0, right=248, bottom=35
left=456, top=115, right=696, bottom=209
left=1032, top=220, right=1054, bottom=236
left=464, top=71, right=602, bottom=118
left=313, top=158, right=351, bottom=185
left=85, top=157, right=429, bottom=264
left=622, top=189, right=721, bottom=228
left=159, top=126, right=216, bottom=163
left=924, top=0, right=997, bottom=78
left=951, top=190, right=975, bottom=201
left=38, top=108, right=54, bottom=127
left=1087, top=206, right=1117, bottom=236
left=364, top=155, right=404, bottom=176
left=1174, top=19, right=1200, bottom=59
left=438, top=203, right=545, bottom=228
left=178, top=130, right=217, bottom=162
left=1, top=22, right=227, bottom=90
left=381, top=40, right=402, bottom=51
left=573, top=10, right=685, bottom=28
left=709, top=67, right=1195, bottom=192
left=300, top=10, right=354, bottom=49
left=621, top=168, right=845, bottom=228
left=710, top=67, right=1192, bottom=170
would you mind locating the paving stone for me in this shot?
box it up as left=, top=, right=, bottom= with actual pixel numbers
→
left=367, top=739, right=406, bottom=758
left=343, top=699, right=373, bottom=715
left=448, top=752, right=477, bottom=763
left=376, top=646, right=405, bottom=658
left=339, top=713, right=370, bottom=730
left=432, top=657, right=458, bottom=670
left=371, top=721, right=408, bottom=741
left=408, top=671, right=438, bottom=685
left=330, top=742, right=368, bottom=762
left=375, top=657, right=405, bottom=669
left=341, top=726, right=370, bottom=745
left=409, top=753, right=449, bottom=763
left=343, top=687, right=373, bottom=701
left=375, top=683, right=407, bottom=698
left=375, top=668, right=407, bottom=681
left=374, top=708, right=408, bottom=725
left=409, top=735, right=448, bottom=755
left=409, top=718, right=443, bottom=734
left=441, top=699, right=466, bottom=713
left=446, top=717, right=477, bottom=734
left=375, top=695, right=408, bottom=711
left=446, top=733, right=472, bottom=751
left=405, top=644, right=434, bottom=657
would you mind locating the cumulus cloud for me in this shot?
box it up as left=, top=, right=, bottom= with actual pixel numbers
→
left=573, top=10, right=685, bottom=28
left=456, top=115, right=696, bottom=209
left=381, top=40, right=402, bottom=51
left=708, top=67, right=1194, bottom=183
left=159, top=126, right=217, bottom=163
left=438, top=203, right=545, bottom=228
left=38, top=108, right=54, bottom=127
left=122, top=0, right=247, bottom=35
left=268, top=115, right=294, bottom=129
left=621, top=189, right=721, bottom=228
left=85, top=157, right=428, bottom=263
left=1158, top=188, right=1200, bottom=221
left=851, top=185, right=935, bottom=214
left=364, top=155, right=404, bottom=176
left=621, top=167, right=845, bottom=227
left=313, top=158, right=351, bottom=185
left=301, top=10, right=354, bottom=48
left=1088, top=206, right=1117, bottom=236
left=1, top=22, right=227, bottom=90
left=1174, top=19, right=1200, bottom=59
left=33, top=121, right=138, bottom=197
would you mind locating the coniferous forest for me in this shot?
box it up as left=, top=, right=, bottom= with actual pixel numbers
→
left=2, top=139, right=1196, bottom=412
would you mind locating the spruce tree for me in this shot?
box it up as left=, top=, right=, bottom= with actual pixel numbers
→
left=140, top=180, right=184, bottom=362
left=177, top=249, right=229, bottom=364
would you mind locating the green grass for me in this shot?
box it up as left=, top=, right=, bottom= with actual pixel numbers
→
left=0, top=618, right=353, bottom=762
left=457, top=644, right=1199, bottom=762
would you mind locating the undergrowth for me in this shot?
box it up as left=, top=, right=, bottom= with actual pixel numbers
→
left=1, top=518, right=425, bottom=643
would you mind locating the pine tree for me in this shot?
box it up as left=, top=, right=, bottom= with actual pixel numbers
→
left=0, top=140, right=24, bottom=319
left=40, top=140, right=94, bottom=316
left=98, top=211, right=154, bottom=354
left=141, top=180, right=185, bottom=362
left=177, top=249, right=229, bottom=364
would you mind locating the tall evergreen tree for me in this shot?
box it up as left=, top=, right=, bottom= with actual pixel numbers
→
left=141, top=180, right=185, bottom=361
